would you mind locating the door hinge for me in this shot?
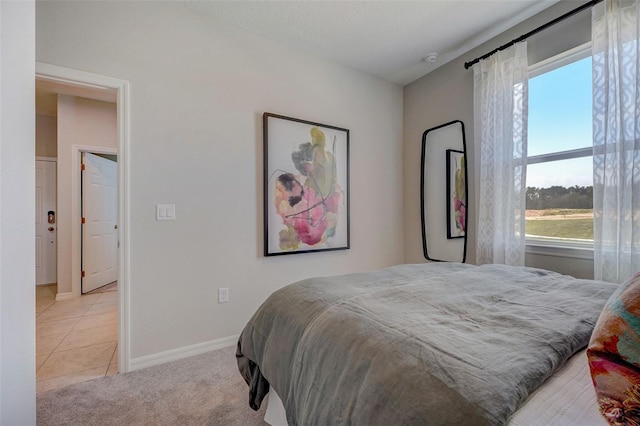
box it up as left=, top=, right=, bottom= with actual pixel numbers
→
left=81, top=270, right=85, bottom=278
left=82, top=217, right=86, bottom=224
left=81, top=163, right=86, bottom=171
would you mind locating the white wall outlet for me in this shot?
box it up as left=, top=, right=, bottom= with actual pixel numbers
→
left=156, top=204, right=176, bottom=221
left=218, top=288, right=229, bottom=304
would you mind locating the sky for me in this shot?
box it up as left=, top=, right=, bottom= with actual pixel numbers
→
left=527, top=56, right=593, bottom=188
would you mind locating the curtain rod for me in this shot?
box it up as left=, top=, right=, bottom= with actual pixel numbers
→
left=464, top=0, right=603, bottom=69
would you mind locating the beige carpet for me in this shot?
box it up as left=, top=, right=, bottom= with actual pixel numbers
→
left=37, top=345, right=267, bottom=425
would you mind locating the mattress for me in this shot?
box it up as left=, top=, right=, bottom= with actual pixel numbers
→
left=509, top=349, right=606, bottom=426
left=263, top=349, right=606, bottom=426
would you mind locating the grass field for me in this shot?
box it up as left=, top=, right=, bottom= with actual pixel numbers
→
left=537, top=208, right=593, bottom=216
left=525, top=209, right=593, bottom=240
left=525, top=218, right=593, bottom=239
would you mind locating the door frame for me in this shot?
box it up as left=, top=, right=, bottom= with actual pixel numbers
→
left=36, top=62, right=131, bottom=373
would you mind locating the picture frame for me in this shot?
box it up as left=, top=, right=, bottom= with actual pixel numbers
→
left=446, top=149, right=466, bottom=239
left=263, top=113, right=350, bottom=256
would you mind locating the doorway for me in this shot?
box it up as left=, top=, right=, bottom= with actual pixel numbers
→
left=35, top=62, right=131, bottom=377
left=35, top=88, right=121, bottom=393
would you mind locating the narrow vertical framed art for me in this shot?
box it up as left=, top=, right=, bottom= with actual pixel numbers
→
left=264, top=113, right=350, bottom=256
left=446, top=149, right=466, bottom=239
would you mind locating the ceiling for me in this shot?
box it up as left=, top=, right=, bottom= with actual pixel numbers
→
left=36, top=78, right=117, bottom=117
left=35, top=0, right=561, bottom=112
left=186, top=0, right=561, bottom=86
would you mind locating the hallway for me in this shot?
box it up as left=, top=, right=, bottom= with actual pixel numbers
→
left=36, top=283, right=118, bottom=394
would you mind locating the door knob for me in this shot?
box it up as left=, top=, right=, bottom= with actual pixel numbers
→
left=48, top=227, right=55, bottom=232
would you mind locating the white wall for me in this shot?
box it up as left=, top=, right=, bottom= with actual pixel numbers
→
left=0, top=1, right=36, bottom=424
left=36, top=114, right=57, bottom=158
left=36, top=1, right=404, bottom=360
left=56, top=95, right=117, bottom=296
left=403, top=0, right=593, bottom=278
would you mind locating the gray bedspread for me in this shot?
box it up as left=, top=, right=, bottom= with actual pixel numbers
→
left=236, top=263, right=617, bottom=425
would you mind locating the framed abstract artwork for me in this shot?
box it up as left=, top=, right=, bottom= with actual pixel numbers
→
left=446, top=149, right=466, bottom=239
left=263, top=113, right=350, bottom=256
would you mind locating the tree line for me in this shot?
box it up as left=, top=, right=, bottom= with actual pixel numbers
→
left=526, top=185, right=593, bottom=210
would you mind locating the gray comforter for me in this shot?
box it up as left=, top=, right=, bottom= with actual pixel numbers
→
left=236, top=263, right=617, bottom=425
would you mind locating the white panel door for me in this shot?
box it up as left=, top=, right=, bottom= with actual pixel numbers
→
left=35, top=160, right=57, bottom=285
left=82, top=152, right=118, bottom=293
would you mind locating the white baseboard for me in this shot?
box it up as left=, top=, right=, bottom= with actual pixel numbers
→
left=129, top=334, right=239, bottom=372
left=55, top=292, right=74, bottom=301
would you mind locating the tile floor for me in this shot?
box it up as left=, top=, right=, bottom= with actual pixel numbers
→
left=36, top=283, right=119, bottom=394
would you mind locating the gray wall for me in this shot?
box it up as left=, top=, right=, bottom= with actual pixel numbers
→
left=404, top=0, right=593, bottom=278
left=36, top=1, right=405, bottom=362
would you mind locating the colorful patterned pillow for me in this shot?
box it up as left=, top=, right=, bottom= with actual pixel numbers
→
left=587, top=272, right=640, bottom=425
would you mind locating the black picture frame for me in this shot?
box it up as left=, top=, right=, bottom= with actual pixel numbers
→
left=263, top=113, right=350, bottom=256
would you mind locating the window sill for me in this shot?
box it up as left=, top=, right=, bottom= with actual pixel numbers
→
left=525, top=239, right=594, bottom=260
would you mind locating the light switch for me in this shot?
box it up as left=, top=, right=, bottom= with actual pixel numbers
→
left=156, top=204, right=176, bottom=221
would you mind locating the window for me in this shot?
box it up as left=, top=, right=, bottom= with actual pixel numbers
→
left=526, top=44, right=593, bottom=248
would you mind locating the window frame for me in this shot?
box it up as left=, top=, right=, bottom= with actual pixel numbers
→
left=525, top=42, right=594, bottom=259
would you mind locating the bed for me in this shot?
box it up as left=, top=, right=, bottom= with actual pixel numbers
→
left=236, top=263, right=618, bottom=425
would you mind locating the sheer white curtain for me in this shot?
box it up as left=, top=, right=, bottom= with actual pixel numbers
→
left=473, top=42, right=529, bottom=266
left=592, top=0, right=640, bottom=283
